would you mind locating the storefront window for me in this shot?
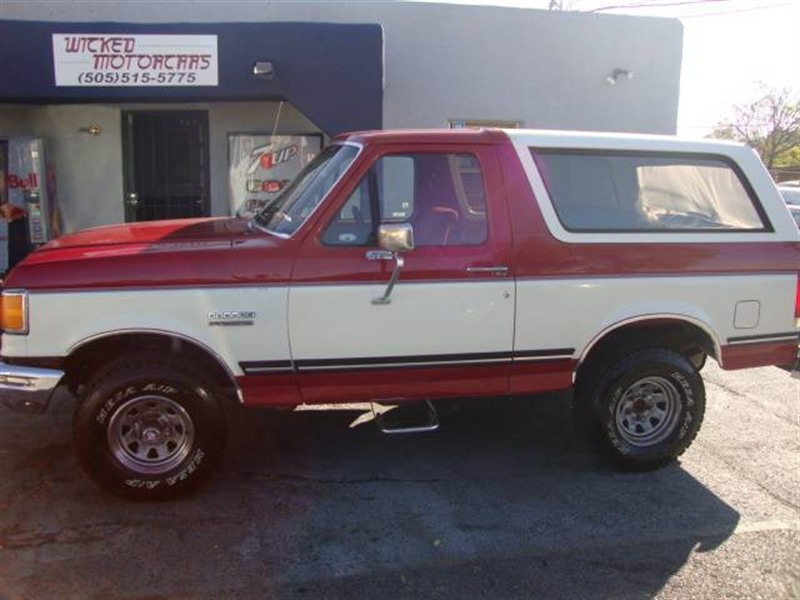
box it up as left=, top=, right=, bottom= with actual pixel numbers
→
left=228, top=133, right=322, bottom=218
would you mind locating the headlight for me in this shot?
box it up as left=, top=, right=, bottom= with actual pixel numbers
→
left=0, top=290, right=28, bottom=334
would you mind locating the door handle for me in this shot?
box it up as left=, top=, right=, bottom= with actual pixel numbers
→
left=466, top=266, right=509, bottom=276
left=366, top=250, right=404, bottom=305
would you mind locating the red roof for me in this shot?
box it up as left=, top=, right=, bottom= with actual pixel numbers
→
left=336, top=128, right=509, bottom=146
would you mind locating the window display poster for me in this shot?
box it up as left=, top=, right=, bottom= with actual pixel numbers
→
left=228, top=134, right=322, bottom=218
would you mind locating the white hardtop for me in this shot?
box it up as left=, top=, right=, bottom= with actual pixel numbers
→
left=502, top=128, right=749, bottom=156
left=502, top=128, right=799, bottom=243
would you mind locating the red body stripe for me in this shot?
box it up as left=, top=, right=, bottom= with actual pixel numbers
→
left=720, top=341, right=797, bottom=370
left=236, top=358, right=580, bottom=407
left=237, top=373, right=302, bottom=407
left=510, top=359, right=577, bottom=395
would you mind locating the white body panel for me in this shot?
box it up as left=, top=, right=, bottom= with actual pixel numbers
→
left=288, top=281, right=514, bottom=359
left=7, top=272, right=793, bottom=371
left=514, top=274, right=797, bottom=364
left=13, top=287, right=290, bottom=375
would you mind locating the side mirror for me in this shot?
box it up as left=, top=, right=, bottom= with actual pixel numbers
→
left=377, top=223, right=415, bottom=253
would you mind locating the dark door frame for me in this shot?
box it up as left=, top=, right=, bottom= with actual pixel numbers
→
left=121, top=109, right=211, bottom=222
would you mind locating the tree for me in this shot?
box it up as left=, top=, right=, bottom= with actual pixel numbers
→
left=710, top=86, right=800, bottom=170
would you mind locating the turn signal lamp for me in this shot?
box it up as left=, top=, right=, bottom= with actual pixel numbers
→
left=0, top=291, right=28, bottom=334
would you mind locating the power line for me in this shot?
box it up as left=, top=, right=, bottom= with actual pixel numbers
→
left=676, top=1, right=795, bottom=17
left=587, top=0, right=733, bottom=13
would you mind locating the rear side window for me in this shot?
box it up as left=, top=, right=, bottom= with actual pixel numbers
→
left=532, top=150, right=768, bottom=232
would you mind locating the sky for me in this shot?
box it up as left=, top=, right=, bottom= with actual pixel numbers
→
left=414, top=0, right=800, bottom=137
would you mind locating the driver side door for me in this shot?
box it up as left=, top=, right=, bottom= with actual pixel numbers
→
left=288, top=144, right=515, bottom=404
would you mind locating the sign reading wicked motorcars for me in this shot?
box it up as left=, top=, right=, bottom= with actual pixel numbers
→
left=52, top=34, right=218, bottom=86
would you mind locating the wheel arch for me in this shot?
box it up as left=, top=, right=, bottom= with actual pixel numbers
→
left=65, top=329, right=243, bottom=405
left=576, top=314, right=722, bottom=381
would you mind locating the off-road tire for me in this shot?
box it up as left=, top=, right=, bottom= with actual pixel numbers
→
left=574, top=347, right=705, bottom=471
left=73, top=353, right=226, bottom=500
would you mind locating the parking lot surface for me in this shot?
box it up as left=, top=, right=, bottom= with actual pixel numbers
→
left=1, top=361, right=798, bottom=599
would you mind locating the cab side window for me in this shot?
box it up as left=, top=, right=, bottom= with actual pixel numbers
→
left=322, top=153, right=488, bottom=246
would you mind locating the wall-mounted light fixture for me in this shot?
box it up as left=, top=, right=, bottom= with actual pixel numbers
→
left=78, top=124, right=102, bottom=135
left=252, top=61, right=275, bottom=80
left=605, top=68, right=633, bottom=86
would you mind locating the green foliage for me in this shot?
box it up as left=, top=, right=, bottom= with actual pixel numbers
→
left=773, top=145, right=800, bottom=169
left=709, top=85, right=800, bottom=170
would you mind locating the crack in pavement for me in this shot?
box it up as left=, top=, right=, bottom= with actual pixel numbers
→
left=704, top=377, right=800, bottom=427
left=698, top=442, right=800, bottom=512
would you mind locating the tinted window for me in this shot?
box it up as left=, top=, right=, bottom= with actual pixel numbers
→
left=532, top=150, right=766, bottom=232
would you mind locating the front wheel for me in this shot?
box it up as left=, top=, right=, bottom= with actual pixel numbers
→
left=73, top=354, right=226, bottom=500
left=575, top=348, right=705, bottom=470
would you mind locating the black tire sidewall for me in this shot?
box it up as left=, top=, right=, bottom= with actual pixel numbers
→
left=74, top=357, right=225, bottom=500
left=595, top=350, right=705, bottom=466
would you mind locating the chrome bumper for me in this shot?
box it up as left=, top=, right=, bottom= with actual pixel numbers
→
left=0, top=361, right=65, bottom=414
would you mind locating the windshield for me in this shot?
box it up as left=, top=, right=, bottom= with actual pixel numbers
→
left=251, top=143, right=360, bottom=236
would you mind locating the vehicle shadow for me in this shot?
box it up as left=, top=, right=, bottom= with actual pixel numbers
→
left=0, top=391, right=740, bottom=600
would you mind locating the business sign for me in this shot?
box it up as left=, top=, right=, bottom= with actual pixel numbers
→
left=228, top=134, right=323, bottom=218
left=52, top=34, right=218, bottom=86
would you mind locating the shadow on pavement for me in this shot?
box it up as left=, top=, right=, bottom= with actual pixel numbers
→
left=0, top=390, right=740, bottom=599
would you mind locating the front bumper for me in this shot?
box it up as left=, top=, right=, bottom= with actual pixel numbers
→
left=0, top=361, right=65, bottom=413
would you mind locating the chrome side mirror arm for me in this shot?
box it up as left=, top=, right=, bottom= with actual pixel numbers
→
left=366, top=223, right=414, bottom=305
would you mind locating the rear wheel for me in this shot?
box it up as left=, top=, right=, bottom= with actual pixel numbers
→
left=575, top=347, right=705, bottom=470
left=73, top=354, right=226, bottom=500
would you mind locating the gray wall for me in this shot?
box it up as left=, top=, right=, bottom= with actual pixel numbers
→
left=32, top=105, right=124, bottom=233
left=0, top=105, right=36, bottom=137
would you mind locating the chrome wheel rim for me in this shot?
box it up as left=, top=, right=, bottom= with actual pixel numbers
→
left=615, top=376, right=681, bottom=447
left=107, top=395, right=194, bottom=475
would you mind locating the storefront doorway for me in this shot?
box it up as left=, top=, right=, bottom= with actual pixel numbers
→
left=122, top=110, right=210, bottom=222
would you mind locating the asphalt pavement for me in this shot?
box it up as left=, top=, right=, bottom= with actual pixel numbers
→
left=1, top=361, right=798, bottom=599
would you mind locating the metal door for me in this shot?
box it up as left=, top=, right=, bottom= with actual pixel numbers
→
left=122, top=111, right=210, bottom=222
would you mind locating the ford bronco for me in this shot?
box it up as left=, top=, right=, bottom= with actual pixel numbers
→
left=2, top=128, right=798, bottom=499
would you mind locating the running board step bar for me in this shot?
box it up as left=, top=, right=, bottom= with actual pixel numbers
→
left=370, top=400, right=439, bottom=434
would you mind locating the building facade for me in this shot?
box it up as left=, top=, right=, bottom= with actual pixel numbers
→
left=0, top=1, right=683, bottom=271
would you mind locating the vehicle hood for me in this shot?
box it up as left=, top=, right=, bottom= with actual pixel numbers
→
left=42, top=217, right=248, bottom=250
left=4, top=217, right=295, bottom=290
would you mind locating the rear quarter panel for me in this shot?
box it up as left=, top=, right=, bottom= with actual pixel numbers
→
left=498, top=132, right=799, bottom=370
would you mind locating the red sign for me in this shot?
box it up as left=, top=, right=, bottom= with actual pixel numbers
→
left=7, top=173, right=39, bottom=190
left=257, top=145, right=299, bottom=171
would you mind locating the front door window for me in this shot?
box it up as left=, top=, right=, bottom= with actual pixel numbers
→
left=322, top=153, right=488, bottom=247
